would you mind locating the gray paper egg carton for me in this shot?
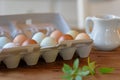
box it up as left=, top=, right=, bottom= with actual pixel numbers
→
left=0, top=13, right=93, bottom=69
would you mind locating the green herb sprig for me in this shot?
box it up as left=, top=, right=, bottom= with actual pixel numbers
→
left=62, top=58, right=115, bottom=80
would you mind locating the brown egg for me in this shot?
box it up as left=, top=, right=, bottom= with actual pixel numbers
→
left=58, top=34, right=73, bottom=43
left=75, top=33, right=90, bottom=40
left=13, top=34, right=28, bottom=45
left=66, top=30, right=79, bottom=39
left=22, top=39, right=37, bottom=46
left=50, top=30, right=63, bottom=42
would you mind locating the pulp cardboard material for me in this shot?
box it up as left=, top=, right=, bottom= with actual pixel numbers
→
left=0, top=13, right=93, bottom=68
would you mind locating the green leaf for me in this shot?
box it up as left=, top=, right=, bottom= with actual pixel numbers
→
left=62, top=64, right=72, bottom=74
left=99, top=67, right=115, bottom=74
left=73, top=58, right=79, bottom=70
left=82, top=66, right=89, bottom=71
left=89, top=62, right=96, bottom=70
left=78, top=70, right=90, bottom=76
left=75, top=75, right=82, bottom=80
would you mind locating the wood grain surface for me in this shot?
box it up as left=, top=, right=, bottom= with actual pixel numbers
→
left=0, top=48, right=120, bottom=80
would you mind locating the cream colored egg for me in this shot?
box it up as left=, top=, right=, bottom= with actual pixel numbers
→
left=75, top=33, right=90, bottom=40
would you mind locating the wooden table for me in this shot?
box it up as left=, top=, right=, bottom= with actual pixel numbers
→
left=0, top=48, right=120, bottom=80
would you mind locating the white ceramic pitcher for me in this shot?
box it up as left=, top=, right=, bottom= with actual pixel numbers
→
left=85, top=15, right=120, bottom=51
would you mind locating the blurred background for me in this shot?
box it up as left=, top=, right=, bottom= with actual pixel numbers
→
left=0, top=0, right=120, bottom=30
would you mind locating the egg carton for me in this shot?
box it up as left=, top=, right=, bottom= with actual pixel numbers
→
left=0, top=39, right=93, bottom=69
left=0, top=13, right=93, bottom=69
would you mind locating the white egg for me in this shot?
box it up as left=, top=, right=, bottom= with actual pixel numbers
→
left=0, top=36, right=11, bottom=48
left=66, top=30, right=79, bottom=39
left=3, top=42, right=19, bottom=48
left=40, top=37, right=57, bottom=47
left=32, top=32, right=46, bottom=44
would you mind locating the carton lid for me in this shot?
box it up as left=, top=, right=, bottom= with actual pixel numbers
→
left=0, top=13, right=71, bottom=34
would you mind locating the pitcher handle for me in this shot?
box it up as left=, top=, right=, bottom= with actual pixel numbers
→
left=85, top=17, right=93, bottom=37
